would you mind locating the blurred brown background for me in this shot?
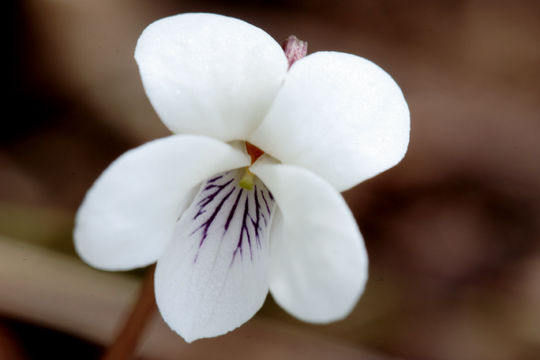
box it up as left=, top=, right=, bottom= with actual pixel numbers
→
left=2, top=0, right=540, bottom=359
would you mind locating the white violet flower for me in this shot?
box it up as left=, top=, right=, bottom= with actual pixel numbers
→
left=74, top=13, right=410, bottom=342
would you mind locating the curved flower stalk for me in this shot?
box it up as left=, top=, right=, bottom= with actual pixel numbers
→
left=74, top=13, right=409, bottom=342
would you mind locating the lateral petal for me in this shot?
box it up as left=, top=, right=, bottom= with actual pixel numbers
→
left=251, top=162, right=368, bottom=322
left=250, top=51, right=410, bottom=191
left=155, top=169, right=276, bottom=342
left=74, top=135, right=249, bottom=271
left=135, top=13, right=288, bottom=141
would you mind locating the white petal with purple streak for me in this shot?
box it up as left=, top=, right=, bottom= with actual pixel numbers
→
left=155, top=169, right=276, bottom=342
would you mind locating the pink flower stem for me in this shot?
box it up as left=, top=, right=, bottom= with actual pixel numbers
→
left=102, top=265, right=156, bottom=360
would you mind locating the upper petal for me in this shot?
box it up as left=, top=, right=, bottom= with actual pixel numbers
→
left=155, top=169, right=276, bottom=342
left=135, top=13, right=288, bottom=141
left=249, top=51, right=410, bottom=191
left=251, top=162, right=368, bottom=323
left=74, top=135, right=250, bottom=271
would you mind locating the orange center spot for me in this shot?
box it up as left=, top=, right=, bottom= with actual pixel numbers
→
left=246, top=142, right=264, bottom=165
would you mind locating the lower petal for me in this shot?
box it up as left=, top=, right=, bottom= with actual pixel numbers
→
left=155, top=169, right=276, bottom=342
left=251, top=162, right=368, bottom=323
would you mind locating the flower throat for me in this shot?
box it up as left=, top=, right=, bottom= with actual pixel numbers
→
left=238, top=142, right=264, bottom=190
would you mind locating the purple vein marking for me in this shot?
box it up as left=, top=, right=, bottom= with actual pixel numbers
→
left=207, top=174, right=224, bottom=183
left=233, top=196, right=253, bottom=262
left=261, top=188, right=271, bottom=216
left=191, top=185, right=235, bottom=264
left=250, top=185, right=263, bottom=248
left=231, top=185, right=275, bottom=266
left=188, top=171, right=276, bottom=267
left=224, top=189, right=243, bottom=232
left=194, top=178, right=234, bottom=220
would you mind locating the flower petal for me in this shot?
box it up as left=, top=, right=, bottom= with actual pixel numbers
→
left=251, top=162, right=368, bottom=322
left=155, top=169, right=276, bottom=342
left=135, top=13, right=288, bottom=141
left=249, top=51, right=410, bottom=191
left=74, top=135, right=250, bottom=271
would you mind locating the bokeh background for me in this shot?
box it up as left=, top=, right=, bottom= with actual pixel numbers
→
left=3, top=0, right=540, bottom=359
